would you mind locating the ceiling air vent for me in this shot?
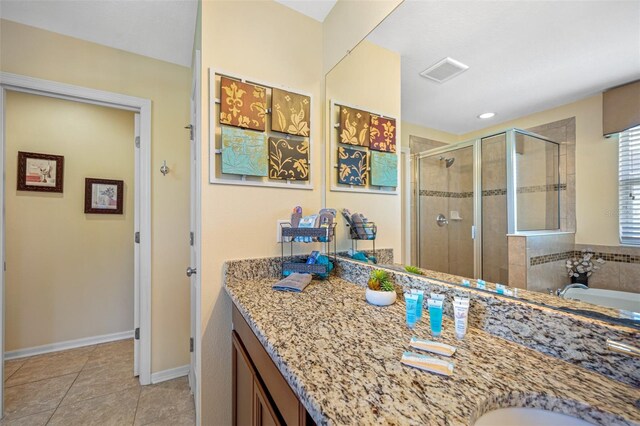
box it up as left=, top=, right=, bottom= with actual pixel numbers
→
left=419, top=57, right=469, bottom=84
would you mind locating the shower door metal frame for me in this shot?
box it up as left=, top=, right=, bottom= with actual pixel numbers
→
left=414, top=140, right=482, bottom=278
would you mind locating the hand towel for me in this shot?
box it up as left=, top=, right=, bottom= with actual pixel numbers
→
left=272, top=273, right=313, bottom=292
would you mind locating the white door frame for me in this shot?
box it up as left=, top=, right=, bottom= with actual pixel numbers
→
left=401, top=147, right=412, bottom=265
left=0, top=73, right=153, bottom=416
left=189, top=50, right=202, bottom=425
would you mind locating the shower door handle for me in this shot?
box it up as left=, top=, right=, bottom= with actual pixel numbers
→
left=436, top=214, right=448, bottom=227
left=471, top=226, right=476, bottom=239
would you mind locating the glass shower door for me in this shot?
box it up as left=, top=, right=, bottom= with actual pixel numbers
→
left=417, top=146, right=475, bottom=277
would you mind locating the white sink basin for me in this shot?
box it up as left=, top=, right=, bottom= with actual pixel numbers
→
left=475, top=407, right=593, bottom=426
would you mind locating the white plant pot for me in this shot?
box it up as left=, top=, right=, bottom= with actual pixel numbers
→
left=365, top=288, right=397, bottom=306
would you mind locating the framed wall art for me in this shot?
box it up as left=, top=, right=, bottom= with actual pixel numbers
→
left=84, top=178, right=124, bottom=214
left=17, top=151, right=64, bottom=193
left=209, top=69, right=314, bottom=190
left=330, top=100, right=399, bottom=195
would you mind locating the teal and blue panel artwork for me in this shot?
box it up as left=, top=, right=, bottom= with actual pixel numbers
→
left=221, top=126, right=268, bottom=177
left=338, top=146, right=368, bottom=186
left=370, top=151, right=398, bottom=187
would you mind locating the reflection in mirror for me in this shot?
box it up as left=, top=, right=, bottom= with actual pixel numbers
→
left=330, top=0, right=640, bottom=324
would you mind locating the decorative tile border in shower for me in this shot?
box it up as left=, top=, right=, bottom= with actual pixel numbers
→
left=530, top=250, right=640, bottom=266
left=421, top=184, right=567, bottom=198
left=419, top=189, right=473, bottom=198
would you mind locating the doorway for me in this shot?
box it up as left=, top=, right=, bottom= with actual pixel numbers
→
left=0, top=72, right=153, bottom=416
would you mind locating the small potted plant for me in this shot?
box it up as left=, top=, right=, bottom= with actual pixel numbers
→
left=405, top=265, right=424, bottom=275
left=565, top=249, right=605, bottom=285
left=366, top=269, right=396, bottom=306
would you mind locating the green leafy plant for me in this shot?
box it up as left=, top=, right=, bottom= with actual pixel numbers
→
left=368, top=269, right=394, bottom=292
left=405, top=265, right=424, bottom=275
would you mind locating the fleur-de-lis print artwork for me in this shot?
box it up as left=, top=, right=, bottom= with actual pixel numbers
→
left=271, top=88, right=311, bottom=137
left=221, top=126, right=268, bottom=177
left=220, top=76, right=267, bottom=131
left=370, top=151, right=398, bottom=187
left=369, top=115, right=396, bottom=152
left=339, top=106, right=370, bottom=147
left=338, top=147, right=368, bottom=186
left=268, top=137, right=309, bottom=181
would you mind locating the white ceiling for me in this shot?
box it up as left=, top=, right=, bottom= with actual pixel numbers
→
left=0, top=0, right=198, bottom=67
left=367, top=0, right=640, bottom=135
left=275, top=0, right=337, bottom=22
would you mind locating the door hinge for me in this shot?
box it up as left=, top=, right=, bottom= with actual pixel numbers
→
left=135, top=328, right=140, bottom=340
left=190, top=337, right=194, bottom=353
left=135, top=136, right=140, bottom=148
left=471, top=226, right=476, bottom=240
left=190, top=232, right=194, bottom=246
left=135, top=232, right=140, bottom=244
left=185, top=124, right=194, bottom=140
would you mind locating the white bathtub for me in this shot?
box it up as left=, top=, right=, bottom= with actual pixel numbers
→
left=562, top=287, right=640, bottom=313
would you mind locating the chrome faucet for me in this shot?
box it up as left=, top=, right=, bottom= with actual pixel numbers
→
left=556, top=283, right=588, bottom=297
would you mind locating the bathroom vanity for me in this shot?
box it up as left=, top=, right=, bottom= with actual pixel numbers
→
left=224, top=256, right=639, bottom=426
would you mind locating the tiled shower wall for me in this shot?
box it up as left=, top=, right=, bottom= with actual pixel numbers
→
left=526, top=117, right=576, bottom=232
left=417, top=147, right=474, bottom=278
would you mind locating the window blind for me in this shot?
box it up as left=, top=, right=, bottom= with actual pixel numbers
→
left=619, top=125, right=640, bottom=245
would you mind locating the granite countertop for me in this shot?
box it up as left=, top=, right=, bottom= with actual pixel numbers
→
left=225, top=276, right=640, bottom=426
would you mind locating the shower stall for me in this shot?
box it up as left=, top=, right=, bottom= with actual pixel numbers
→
left=415, top=129, right=560, bottom=283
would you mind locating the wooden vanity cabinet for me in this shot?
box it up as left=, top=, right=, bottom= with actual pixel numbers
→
left=232, top=306, right=315, bottom=426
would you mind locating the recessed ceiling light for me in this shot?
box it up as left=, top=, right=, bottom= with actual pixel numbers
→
left=477, top=112, right=496, bottom=119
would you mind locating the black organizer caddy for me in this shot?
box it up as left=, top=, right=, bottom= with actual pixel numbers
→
left=346, top=221, right=377, bottom=259
left=280, top=223, right=337, bottom=277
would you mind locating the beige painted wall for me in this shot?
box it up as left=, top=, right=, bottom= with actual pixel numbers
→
left=323, top=0, right=403, bottom=73
left=325, top=40, right=402, bottom=258
left=400, top=121, right=459, bottom=148
left=5, top=92, right=134, bottom=351
left=1, top=19, right=192, bottom=372
left=198, top=2, right=323, bottom=424
left=459, top=94, right=618, bottom=246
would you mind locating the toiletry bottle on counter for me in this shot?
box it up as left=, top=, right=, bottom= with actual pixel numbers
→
left=453, top=297, right=470, bottom=340
left=412, top=289, right=425, bottom=321
left=427, top=298, right=443, bottom=337
left=405, top=293, right=419, bottom=329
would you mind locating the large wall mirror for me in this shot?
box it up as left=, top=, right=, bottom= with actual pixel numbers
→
left=325, top=0, right=640, bottom=326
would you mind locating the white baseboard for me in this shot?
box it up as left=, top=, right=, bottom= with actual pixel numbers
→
left=4, top=330, right=134, bottom=360
left=151, top=364, right=191, bottom=384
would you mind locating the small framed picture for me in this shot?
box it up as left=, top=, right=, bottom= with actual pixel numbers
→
left=17, top=151, right=64, bottom=193
left=84, top=178, right=124, bottom=214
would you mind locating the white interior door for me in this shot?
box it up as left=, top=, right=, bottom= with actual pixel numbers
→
left=0, top=87, right=6, bottom=418
left=133, top=113, right=141, bottom=377
left=188, top=50, right=202, bottom=425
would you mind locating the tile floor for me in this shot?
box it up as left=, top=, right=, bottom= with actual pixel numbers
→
left=1, top=339, right=195, bottom=425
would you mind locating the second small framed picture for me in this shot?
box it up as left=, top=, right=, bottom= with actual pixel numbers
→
left=84, top=178, right=124, bottom=214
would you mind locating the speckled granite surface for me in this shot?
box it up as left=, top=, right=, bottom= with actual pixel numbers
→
left=225, top=275, right=639, bottom=426
left=336, top=257, right=640, bottom=388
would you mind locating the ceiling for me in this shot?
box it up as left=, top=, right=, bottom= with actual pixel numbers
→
left=275, top=0, right=337, bottom=22
left=0, top=0, right=198, bottom=67
left=367, top=0, right=640, bottom=135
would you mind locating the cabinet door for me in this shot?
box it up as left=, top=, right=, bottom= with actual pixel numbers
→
left=233, top=333, right=254, bottom=426
left=253, top=379, right=281, bottom=426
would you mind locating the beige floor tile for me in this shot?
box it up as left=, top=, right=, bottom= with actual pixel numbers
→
left=4, top=359, right=26, bottom=382
left=142, top=409, right=195, bottom=426
left=61, top=359, right=139, bottom=406
left=5, top=346, right=94, bottom=387
left=48, top=386, right=140, bottom=426
left=134, top=377, right=194, bottom=426
left=84, top=339, right=134, bottom=370
left=3, top=374, right=76, bottom=421
left=0, top=410, right=54, bottom=426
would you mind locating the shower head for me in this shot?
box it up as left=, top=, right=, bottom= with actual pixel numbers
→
left=439, top=156, right=455, bottom=168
